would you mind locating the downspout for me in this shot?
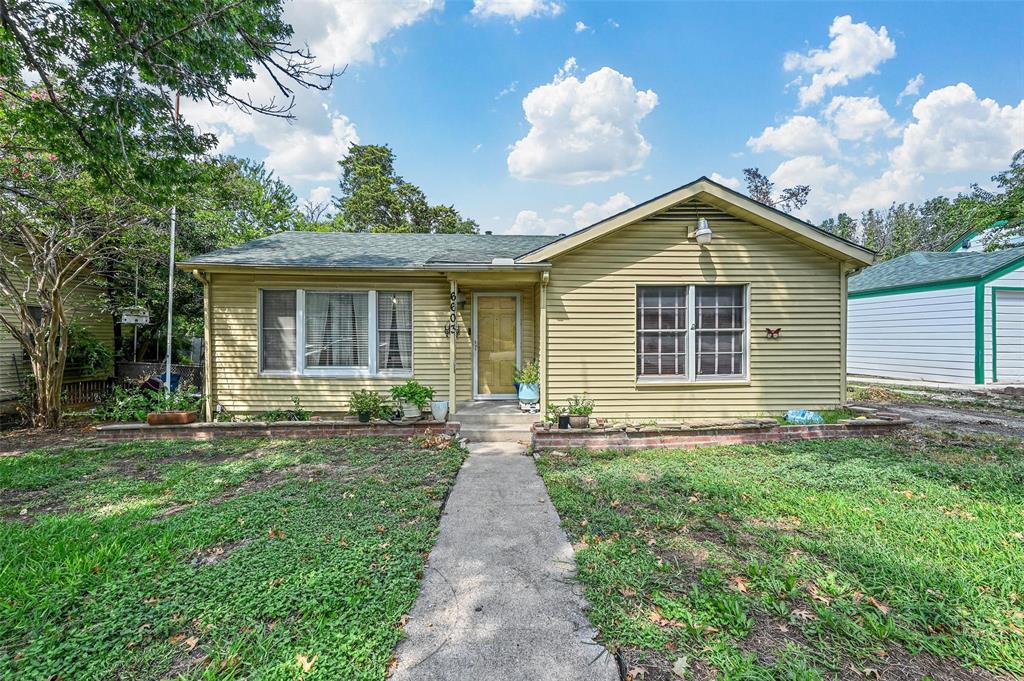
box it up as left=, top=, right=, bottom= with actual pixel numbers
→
left=191, top=269, right=214, bottom=421
left=539, top=271, right=548, bottom=410
left=839, top=263, right=849, bottom=405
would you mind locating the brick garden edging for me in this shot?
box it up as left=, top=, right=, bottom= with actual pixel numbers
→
left=531, top=418, right=907, bottom=451
left=93, top=419, right=460, bottom=442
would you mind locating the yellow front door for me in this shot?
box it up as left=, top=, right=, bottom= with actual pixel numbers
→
left=476, top=295, right=517, bottom=396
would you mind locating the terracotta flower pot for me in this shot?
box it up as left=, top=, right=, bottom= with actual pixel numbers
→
left=147, top=410, right=197, bottom=426
left=568, top=415, right=589, bottom=429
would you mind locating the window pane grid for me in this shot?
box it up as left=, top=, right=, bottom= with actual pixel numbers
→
left=636, top=286, right=687, bottom=376
left=696, top=285, right=745, bottom=377
left=636, top=284, right=747, bottom=381
left=261, top=290, right=296, bottom=372
left=305, top=292, right=369, bottom=369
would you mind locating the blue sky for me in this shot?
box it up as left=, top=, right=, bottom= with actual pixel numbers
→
left=182, top=1, right=1024, bottom=235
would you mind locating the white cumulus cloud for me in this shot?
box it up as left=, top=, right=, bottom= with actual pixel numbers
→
left=290, top=0, right=443, bottom=67
left=178, top=0, right=441, bottom=189
left=769, top=155, right=855, bottom=220
left=784, top=15, right=896, bottom=106
left=896, top=73, right=925, bottom=105
left=471, top=0, right=563, bottom=20
left=507, top=59, right=658, bottom=184
left=709, top=173, right=742, bottom=190
left=507, top=210, right=571, bottom=235
left=747, top=116, right=838, bottom=156
left=823, top=95, right=896, bottom=140
left=572, top=192, right=635, bottom=228
left=574, top=20, right=589, bottom=33
left=890, top=83, right=1024, bottom=174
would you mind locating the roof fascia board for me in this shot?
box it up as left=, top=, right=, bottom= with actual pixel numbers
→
left=517, top=178, right=874, bottom=266
left=978, top=252, right=1024, bottom=284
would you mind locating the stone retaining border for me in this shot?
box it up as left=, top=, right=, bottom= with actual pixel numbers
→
left=531, top=418, right=907, bottom=451
left=93, top=419, right=460, bottom=441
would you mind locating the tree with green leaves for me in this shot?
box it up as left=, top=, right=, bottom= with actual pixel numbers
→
left=335, top=144, right=478, bottom=233
left=820, top=212, right=856, bottom=241
left=743, top=167, right=811, bottom=214
left=0, top=1, right=330, bottom=426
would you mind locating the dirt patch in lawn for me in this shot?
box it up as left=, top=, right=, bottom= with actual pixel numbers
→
left=0, top=486, right=71, bottom=523
left=861, top=402, right=1024, bottom=437
left=0, top=425, right=105, bottom=456
left=188, top=538, right=251, bottom=567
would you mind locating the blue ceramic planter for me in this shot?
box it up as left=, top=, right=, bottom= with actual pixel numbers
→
left=517, top=382, right=540, bottom=403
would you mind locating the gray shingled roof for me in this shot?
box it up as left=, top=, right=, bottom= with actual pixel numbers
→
left=849, top=247, right=1024, bottom=294
left=182, top=232, right=559, bottom=269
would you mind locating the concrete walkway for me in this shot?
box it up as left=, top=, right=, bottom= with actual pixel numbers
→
left=390, top=441, right=619, bottom=681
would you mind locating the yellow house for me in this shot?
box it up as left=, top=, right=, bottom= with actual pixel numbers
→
left=180, top=177, right=874, bottom=422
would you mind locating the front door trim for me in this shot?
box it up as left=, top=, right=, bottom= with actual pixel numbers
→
left=472, top=291, right=521, bottom=400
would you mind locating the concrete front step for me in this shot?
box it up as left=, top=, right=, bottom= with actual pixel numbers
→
left=456, top=412, right=538, bottom=427
left=459, top=425, right=533, bottom=443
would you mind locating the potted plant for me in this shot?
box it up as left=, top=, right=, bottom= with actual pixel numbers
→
left=390, top=380, right=434, bottom=420
left=144, top=382, right=202, bottom=426
left=349, top=389, right=387, bottom=423
left=546, top=402, right=569, bottom=430
left=566, top=395, right=594, bottom=429
left=514, top=361, right=541, bottom=406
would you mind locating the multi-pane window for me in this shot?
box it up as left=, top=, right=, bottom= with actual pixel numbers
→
left=636, top=286, right=687, bottom=376
left=696, top=286, right=745, bottom=377
left=260, top=289, right=412, bottom=375
left=636, top=284, right=747, bottom=381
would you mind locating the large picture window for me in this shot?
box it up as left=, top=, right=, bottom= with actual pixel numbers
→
left=259, top=289, right=413, bottom=376
left=636, top=284, right=747, bottom=381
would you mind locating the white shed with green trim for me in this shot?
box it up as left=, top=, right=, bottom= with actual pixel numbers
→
left=848, top=248, right=1024, bottom=385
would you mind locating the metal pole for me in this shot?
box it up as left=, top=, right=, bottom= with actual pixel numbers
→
left=133, top=261, right=138, bottom=362
left=164, top=204, right=176, bottom=396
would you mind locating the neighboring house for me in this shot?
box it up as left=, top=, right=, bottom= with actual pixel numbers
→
left=180, top=177, right=874, bottom=421
left=848, top=248, right=1024, bottom=385
left=0, top=278, right=115, bottom=409
left=946, top=220, right=1023, bottom=252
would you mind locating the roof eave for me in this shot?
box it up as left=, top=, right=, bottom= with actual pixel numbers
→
left=176, top=261, right=551, bottom=273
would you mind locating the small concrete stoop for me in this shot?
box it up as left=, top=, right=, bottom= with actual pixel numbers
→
left=456, top=401, right=536, bottom=445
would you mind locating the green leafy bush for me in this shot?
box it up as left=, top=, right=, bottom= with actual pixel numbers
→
left=544, top=402, right=565, bottom=423
left=566, top=395, right=594, bottom=416
left=66, top=322, right=114, bottom=377
left=348, top=389, right=391, bottom=419
left=389, top=380, right=434, bottom=409
left=94, top=383, right=203, bottom=422
left=514, top=360, right=540, bottom=385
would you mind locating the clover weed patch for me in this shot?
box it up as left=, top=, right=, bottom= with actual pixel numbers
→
left=0, top=436, right=465, bottom=680
left=538, top=432, right=1024, bottom=680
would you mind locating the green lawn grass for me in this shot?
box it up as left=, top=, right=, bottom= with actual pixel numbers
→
left=538, top=432, right=1024, bottom=680
left=0, top=436, right=465, bottom=680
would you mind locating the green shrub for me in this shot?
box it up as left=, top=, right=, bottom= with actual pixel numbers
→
left=389, top=380, right=434, bottom=410
left=348, top=389, right=391, bottom=419
left=94, top=383, right=203, bottom=422
left=514, top=360, right=540, bottom=385
left=544, top=401, right=565, bottom=423
left=66, top=322, right=114, bottom=377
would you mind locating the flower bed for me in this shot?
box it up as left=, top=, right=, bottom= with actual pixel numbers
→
left=93, top=419, right=459, bottom=441
left=531, top=415, right=906, bottom=451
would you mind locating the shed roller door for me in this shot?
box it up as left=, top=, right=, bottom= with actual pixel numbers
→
left=995, top=290, right=1024, bottom=383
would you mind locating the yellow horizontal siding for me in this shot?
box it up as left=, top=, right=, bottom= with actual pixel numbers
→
left=545, top=199, right=843, bottom=420
left=209, top=272, right=538, bottom=416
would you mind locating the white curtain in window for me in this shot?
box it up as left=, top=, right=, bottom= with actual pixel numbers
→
left=378, top=291, right=412, bottom=370
left=305, top=292, right=368, bottom=368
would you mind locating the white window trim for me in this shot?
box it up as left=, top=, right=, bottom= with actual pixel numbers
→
left=258, top=288, right=414, bottom=379
left=635, top=283, right=750, bottom=385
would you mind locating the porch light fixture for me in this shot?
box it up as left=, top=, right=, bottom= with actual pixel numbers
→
left=694, top=217, right=713, bottom=245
